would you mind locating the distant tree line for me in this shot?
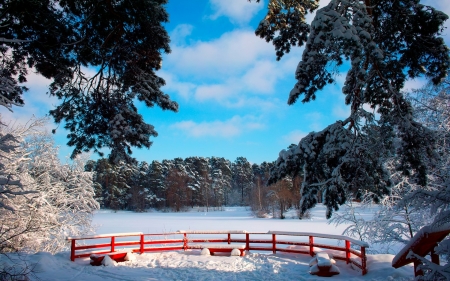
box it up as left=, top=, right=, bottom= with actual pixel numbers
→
left=86, top=156, right=306, bottom=218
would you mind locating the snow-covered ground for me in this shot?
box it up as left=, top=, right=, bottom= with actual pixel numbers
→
left=3, top=205, right=415, bottom=281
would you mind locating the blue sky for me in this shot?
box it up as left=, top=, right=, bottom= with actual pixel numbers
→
left=2, top=0, right=449, bottom=165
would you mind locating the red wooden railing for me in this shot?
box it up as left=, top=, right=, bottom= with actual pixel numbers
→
left=67, top=230, right=368, bottom=275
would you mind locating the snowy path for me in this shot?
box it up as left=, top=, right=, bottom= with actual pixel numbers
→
left=27, top=250, right=413, bottom=281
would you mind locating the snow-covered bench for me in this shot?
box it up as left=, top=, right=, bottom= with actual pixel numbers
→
left=90, top=251, right=134, bottom=266
left=309, top=252, right=340, bottom=277
left=189, top=244, right=246, bottom=256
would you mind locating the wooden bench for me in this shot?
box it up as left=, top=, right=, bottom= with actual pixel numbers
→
left=309, top=252, right=340, bottom=277
left=90, top=251, right=129, bottom=266
left=189, top=244, right=246, bottom=256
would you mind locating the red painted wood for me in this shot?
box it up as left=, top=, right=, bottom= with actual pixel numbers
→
left=140, top=234, right=144, bottom=254
left=349, top=248, right=362, bottom=258
left=90, top=252, right=128, bottom=266
left=111, top=236, right=115, bottom=252
left=114, top=241, right=140, bottom=247
left=431, top=245, right=439, bottom=264
left=276, top=241, right=309, bottom=246
left=246, top=233, right=249, bottom=252
left=361, top=247, right=367, bottom=275
left=207, top=248, right=245, bottom=256
left=230, top=238, right=246, bottom=243
left=414, top=260, right=422, bottom=277
left=144, top=239, right=183, bottom=245
left=276, top=248, right=309, bottom=255
left=248, top=246, right=272, bottom=251
left=143, top=247, right=183, bottom=252
left=313, top=243, right=347, bottom=252
left=189, top=239, right=228, bottom=243
left=69, top=231, right=368, bottom=276
left=272, top=234, right=276, bottom=254
left=235, top=239, right=272, bottom=243
left=71, top=239, right=76, bottom=261
left=75, top=243, right=112, bottom=250
left=346, top=240, right=351, bottom=264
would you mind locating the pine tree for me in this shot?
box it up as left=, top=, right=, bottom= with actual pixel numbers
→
left=232, top=157, right=254, bottom=205
left=148, top=160, right=169, bottom=209
left=263, top=0, right=450, bottom=218
left=210, top=157, right=232, bottom=207
left=0, top=0, right=177, bottom=163
left=0, top=0, right=74, bottom=111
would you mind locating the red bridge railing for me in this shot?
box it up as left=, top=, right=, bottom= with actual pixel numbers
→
left=67, top=230, right=368, bottom=275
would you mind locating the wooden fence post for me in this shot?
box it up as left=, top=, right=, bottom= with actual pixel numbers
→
left=361, top=246, right=367, bottom=275
left=246, top=233, right=250, bottom=252
left=345, top=240, right=351, bottom=264
left=414, top=259, right=423, bottom=277
left=111, top=236, right=115, bottom=253
left=228, top=233, right=231, bottom=244
left=183, top=233, right=187, bottom=251
left=140, top=234, right=144, bottom=254
left=272, top=234, right=276, bottom=254
left=309, top=236, right=314, bottom=256
left=70, top=239, right=76, bottom=261
left=431, top=245, right=440, bottom=265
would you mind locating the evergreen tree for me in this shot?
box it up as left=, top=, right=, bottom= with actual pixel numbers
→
left=210, top=157, right=232, bottom=207
left=185, top=157, right=211, bottom=208
left=165, top=159, right=191, bottom=212
left=148, top=160, right=168, bottom=209
left=263, top=0, right=450, bottom=218
left=0, top=0, right=177, bottom=163
left=0, top=0, right=73, bottom=110
left=232, top=157, right=254, bottom=205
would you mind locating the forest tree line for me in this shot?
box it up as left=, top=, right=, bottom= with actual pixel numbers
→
left=87, top=156, right=306, bottom=218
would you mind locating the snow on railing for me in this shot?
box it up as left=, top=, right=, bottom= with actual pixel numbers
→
left=67, top=230, right=368, bottom=275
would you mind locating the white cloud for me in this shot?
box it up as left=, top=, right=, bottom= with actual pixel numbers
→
left=161, top=28, right=301, bottom=109
left=194, top=82, right=238, bottom=102
left=403, top=77, right=427, bottom=92
left=171, top=115, right=264, bottom=138
left=332, top=105, right=350, bottom=119
left=170, top=24, right=194, bottom=46
left=242, top=60, right=281, bottom=94
left=159, top=71, right=196, bottom=100
left=304, top=112, right=324, bottom=131
left=166, top=29, right=274, bottom=79
left=208, top=0, right=264, bottom=25
left=282, top=130, right=308, bottom=145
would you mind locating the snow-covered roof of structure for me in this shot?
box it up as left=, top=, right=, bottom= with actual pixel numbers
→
left=392, top=222, right=450, bottom=268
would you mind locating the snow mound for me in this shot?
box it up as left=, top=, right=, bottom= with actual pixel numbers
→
left=310, top=264, right=320, bottom=274
left=201, top=248, right=210, bottom=256
left=230, top=248, right=241, bottom=256
left=124, top=252, right=136, bottom=262
left=101, top=255, right=117, bottom=266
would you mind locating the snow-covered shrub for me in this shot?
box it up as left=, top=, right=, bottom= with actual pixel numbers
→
left=0, top=116, right=99, bottom=254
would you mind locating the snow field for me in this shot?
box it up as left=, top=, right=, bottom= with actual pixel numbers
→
left=2, top=205, right=415, bottom=280
left=5, top=249, right=413, bottom=281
